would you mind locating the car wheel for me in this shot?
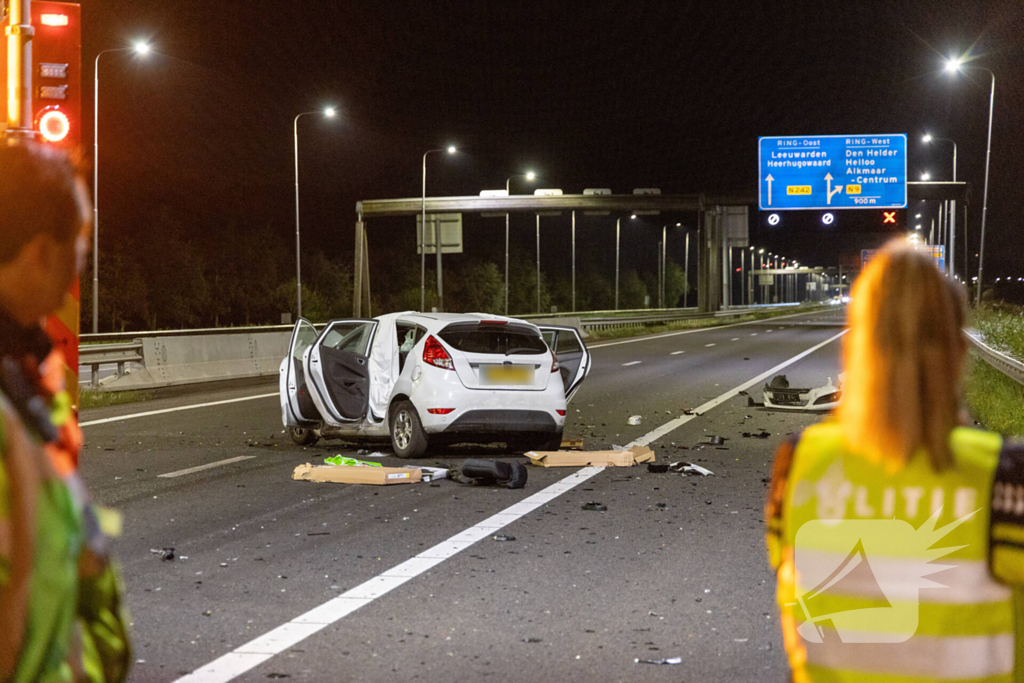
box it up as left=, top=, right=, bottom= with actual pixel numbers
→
left=533, top=429, right=564, bottom=452
left=290, top=426, right=320, bottom=446
left=390, top=401, right=428, bottom=459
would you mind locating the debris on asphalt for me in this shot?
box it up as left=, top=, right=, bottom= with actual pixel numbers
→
left=628, top=415, right=643, bottom=425
left=409, top=466, right=448, bottom=482
left=526, top=445, right=655, bottom=468
left=581, top=502, right=608, bottom=511
left=493, top=534, right=516, bottom=542
left=150, top=547, right=175, bottom=561
left=635, top=657, right=682, bottom=665
left=647, top=462, right=670, bottom=473
left=560, top=438, right=584, bottom=450
left=669, top=462, right=714, bottom=476
left=523, top=637, right=543, bottom=643
left=292, top=462, right=423, bottom=486
left=324, top=455, right=382, bottom=468
left=448, top=459, right=528, bottom=489
left=202, top=610, right=211, bottom=617
left=700, top=435, right=727, bottom=445
left=742, top=430, right=771, bottom=439
left=762, top=373, right=843, bottom=411
left=682, top=409, right=700, bottom=416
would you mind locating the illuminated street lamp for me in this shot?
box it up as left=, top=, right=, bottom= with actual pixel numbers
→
left=920, top=172, right=931, bottom=181
left=419, top=146, right=457, bottom=311
left=945, top=55, right=995, bottom=305
left=92, top=41, right=151, bottom=333
left=293, top=107, right=337, bottom=319
left=503, top=171, right=536, bottom=314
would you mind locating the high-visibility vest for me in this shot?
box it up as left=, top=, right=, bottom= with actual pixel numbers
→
left=771, top=421, right=1021, bottom=683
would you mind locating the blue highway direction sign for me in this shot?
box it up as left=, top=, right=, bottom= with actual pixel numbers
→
left=759, top=135, right=907, bottom=211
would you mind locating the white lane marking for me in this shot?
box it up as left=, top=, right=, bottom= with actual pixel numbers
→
left=751, top=333, right=758, bottom=336
left=158, top=456, right=256, bottom=479
left=80, top=393, right=278, bottom=427
left=670, top=351, right=685, bottom=356
left=621, top=361, right=642, bottom=367
left=704, top=343, right=716, bottom=347
left=174, top=330, right=846, bottom=683
left=586, top=309, right=829, bottom=349
left=629, top=329, right=847, bottom=448
left=173, top=467, right=603, bottom=683
left=731, top=337, right=740, bottom=341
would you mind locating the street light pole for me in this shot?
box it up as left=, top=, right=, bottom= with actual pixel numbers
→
left=684, top=231, right=690, bottom=308
left=615, top=217, right=621, bottom=310
left=92, top=43, right=150, bottom=333
left=571, top=210, right=576, bottom=312
left=294, top=107, right=336, bottom=319
left=421, top=146, right=457, bottom=312
left=535, top=214, right=541, bottom=313
left=504, top=172, right=535, bottom=315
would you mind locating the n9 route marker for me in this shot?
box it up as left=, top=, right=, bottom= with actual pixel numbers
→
left=759, top=134, right=907, bottom=211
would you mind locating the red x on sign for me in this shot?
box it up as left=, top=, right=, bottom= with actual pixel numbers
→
left=882, top=211, right=897, bottom=224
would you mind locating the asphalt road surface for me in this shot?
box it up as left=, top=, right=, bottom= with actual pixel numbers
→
left=78, top=308, right=847, bottom=682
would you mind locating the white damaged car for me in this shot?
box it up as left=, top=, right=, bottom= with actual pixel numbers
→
left=279, top=312, right=591, bottom=458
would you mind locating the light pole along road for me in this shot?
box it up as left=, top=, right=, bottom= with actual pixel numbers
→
left=421, top=146, right=457, bottom=312
left=504, top=171, right=535, bottom=314
left=92, top=41, right=150, bottom=333
left=945, top=56, right=995, bottom=306
left=293, top=107, right=336, bottom=319
left=922, top=133, right=957, bottom=276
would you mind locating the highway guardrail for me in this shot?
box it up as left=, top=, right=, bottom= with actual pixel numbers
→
left=966, top=331, right=1024, bottom=387
left=78, top=304, right=812, bottom=390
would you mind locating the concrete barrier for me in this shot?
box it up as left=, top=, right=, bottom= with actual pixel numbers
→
left=101, top=331, right=289, bottom=390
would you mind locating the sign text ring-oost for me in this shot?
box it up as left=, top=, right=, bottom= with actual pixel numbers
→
left=759, top=134, right=907, bottom=211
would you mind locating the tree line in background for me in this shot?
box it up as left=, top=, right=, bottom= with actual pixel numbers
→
left=80, top=211, right=690, bottom=332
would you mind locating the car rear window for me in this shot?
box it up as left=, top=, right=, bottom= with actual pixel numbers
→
left=439, top=323, right=548, bottom=355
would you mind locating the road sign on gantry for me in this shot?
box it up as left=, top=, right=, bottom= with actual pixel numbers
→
left=759, top=135, right=907, bottom=211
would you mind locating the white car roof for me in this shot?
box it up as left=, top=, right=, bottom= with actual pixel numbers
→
left=381, top=311, right=538, bottom=332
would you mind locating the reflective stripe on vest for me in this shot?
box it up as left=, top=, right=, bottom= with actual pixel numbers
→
left=778, top=422, right=1013, bottom=682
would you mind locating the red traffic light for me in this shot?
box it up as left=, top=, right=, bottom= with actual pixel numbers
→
left=36, top=105, right=70, bottom=142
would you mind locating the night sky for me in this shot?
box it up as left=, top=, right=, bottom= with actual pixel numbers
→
left=83, top=0, right=1024, bottom=288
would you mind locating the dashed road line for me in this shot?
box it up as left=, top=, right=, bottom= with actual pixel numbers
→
left=173, top=328, right=847, bottom=683
left=80, top=393, right=278, bottom=428
left=158, top=456, right=257, bottom=479
left=621, top=361, right=642, bottom=367
left=704, top=343, right=716, bottom=347
left=670, top=351, right=685, bottom=356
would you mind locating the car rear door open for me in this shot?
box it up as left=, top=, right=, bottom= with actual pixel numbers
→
left=305, top=319, right=378, bottom=426
left=538, top=325, right=591, bottom=401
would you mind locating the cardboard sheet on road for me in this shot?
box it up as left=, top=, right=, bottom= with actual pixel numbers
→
left=524, top=445, right=655, bottom=467
left=292, top=462, right=423, bottom=485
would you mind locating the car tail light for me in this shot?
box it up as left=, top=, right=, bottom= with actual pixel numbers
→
left=550, top=349, right=560, bottom=373
left=423, top=335, right=454, bottom=370
left=556, top=410, right=566, bottom=416
left=427, top=408, right=455, bottom=415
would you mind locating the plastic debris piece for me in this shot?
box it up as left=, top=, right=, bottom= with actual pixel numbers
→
left=669, top=462, right=714, bottom=476
left=202, top=610, right=211, bottom=617
left=523, top=637, right=542, bottom=643
left=324, top=455, right=382, bottom=468
left=493, top=534, right=516, bottom=542
left=449, top=459, right=527, bottom=489
left=647, top=463, right=669, bottom=473
left=359, top=451, right=388, bottom=458
left=742, top=430, right=771, bottom=439
left=150, top=547, right=175, bottom=561
left=701, top=435, right=727, bottom=445
left=635, top=657, right=682, bottom=665
left=628, top=415, right=642, bottom=425
left=581, top=502, right=608, bottom=511
left=682, top=409, right=699, bottom=416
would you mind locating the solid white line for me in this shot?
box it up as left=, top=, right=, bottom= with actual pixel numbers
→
left=705, top=343, right=716, bottom=347
left=586, top=309, right=832, bottom=350
left=670, top=351, right=685, bottom=356
left=173, top=329, right=847, bottom=683
left=621, top=361, right=642, bottom=366
left=173, top=467, right=604, bottom=683
left=80, top=393, right=278, bottom=427
left=158, top=456, right=256, bottom=479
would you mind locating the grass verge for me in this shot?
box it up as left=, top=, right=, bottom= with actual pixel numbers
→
left=970, top=304, right=1024, bottom=360
left=79, top=389, right=154, bottom=410
left=965, top=354, right=1024, bottom=438
left=584, top=305, right=829, bottom=342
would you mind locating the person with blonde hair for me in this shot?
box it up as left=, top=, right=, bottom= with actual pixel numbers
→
left=766, top=238, right=1024, bottom=682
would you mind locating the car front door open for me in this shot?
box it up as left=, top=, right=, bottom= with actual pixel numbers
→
left=537, top=325, right=591, bottom=401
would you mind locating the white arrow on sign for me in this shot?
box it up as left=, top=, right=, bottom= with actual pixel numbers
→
left=825, top=173, right=843, bottom=205
left=765, top=174, right=774, bottom=205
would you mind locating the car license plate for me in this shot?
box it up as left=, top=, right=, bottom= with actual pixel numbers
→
left=481, top=364, right=533, bottom=385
